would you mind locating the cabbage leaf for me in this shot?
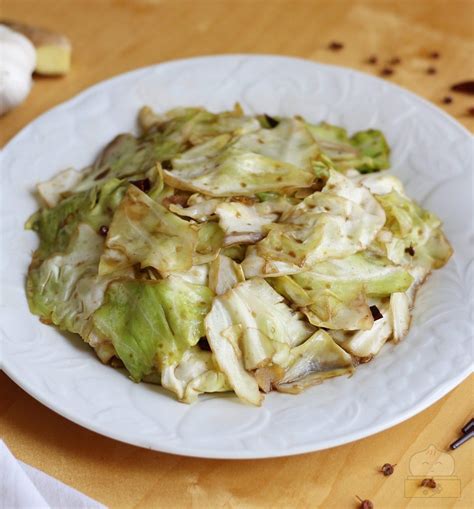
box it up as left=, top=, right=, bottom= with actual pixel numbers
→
left=99, top=184, right=199, bottom=275
left=253, top=169, right=385, bottom=271
left=93, top=276, right=213, bottom=380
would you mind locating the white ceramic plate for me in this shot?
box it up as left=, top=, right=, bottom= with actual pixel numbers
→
left=1, top=55, right=472, bottom=459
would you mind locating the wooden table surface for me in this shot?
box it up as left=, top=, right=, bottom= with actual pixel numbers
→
left=1, top=1, right=473, bottom=507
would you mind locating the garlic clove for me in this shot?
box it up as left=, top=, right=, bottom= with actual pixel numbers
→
left=0, top=24, right=36, bottom=115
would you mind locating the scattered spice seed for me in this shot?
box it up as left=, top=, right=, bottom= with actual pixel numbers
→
left=110, top=356, right=124, bottom=368
left=264, top=113, right=279, bottom=128
left=356, top=496, right=374, bottom=509
left=130, top=178, right=151, bottom=192
left=198, top=338, right=211, bottom=351
left=98, top=225, right=109, bottom=236
left=328, top=41, right=344, bottom=51
left=421, top=478, right=437, bottom=489
left=467, top=106, right=474, bottom=116
left=389, top=57, right=401, bottom=65
left=162, top=192, right=190, bottom=207
left=381, top=463, right=396, bottom=476
left=380, top=67, right=394, bottom=77
left=442, top=96, right=453, bottom=104
left=429, top=51, right=440, bottom=59
left=451, top=80, right=474, bottom=95
left=426, top=67, right=437, bottom=75
left=366, top=55, right=378, bottom=65
left=370, top=305, right=383, bottom=321
left=405, top=246, right=415, bottom=256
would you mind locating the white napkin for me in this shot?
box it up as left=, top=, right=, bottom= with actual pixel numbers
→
left=0, top=440, right=106, bottom=509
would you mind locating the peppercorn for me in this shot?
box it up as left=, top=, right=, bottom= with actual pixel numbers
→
left=381, top=463, right=395, bottom=476
left=99, top=225, right=109, bottom=236
left=421, top=478, right=436, bottom=488
left=130, top=178, right=151, bottom=192
left=356, top=496, right=374, bottom=509
left=442, top=96, right=453, bottom=104
left=198, top=338, right=211, bottom=351
left=264, top=114, right=279, bottom=128
left=370, top=305, right=383, bottom=321
left=328, top=41, right=344, bottom=51
left=380, top=68, right=394, bottom=77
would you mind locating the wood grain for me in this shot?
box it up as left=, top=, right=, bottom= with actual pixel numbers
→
left=1, top=1, right=473, bottom=508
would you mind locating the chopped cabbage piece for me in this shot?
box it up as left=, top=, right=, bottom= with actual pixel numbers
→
left=254, top=169, right=385, bottom=270
left=164, top=149, right=315, bottom=197
left=205, top=301, right=263, bottom=406
left=194, top=221, right=224, bottom=264
left=162, top=264, right=209, bottom=286
left=209, top=254, right=245, bottom=295
left=99, top=184, right=199, bottom=275
left=241, top=246, right=304, bottom=278
left=37, top=168, right=82, bottom=208
left=93, top=276, right=213, bottom=380
left=216, top=201, right=278, bottom=236
left=169, top=194, right=222, bottom=221
left=208, top=279, right=314, bottom=372
left=161, top=347, right=230, bottom=403
left=376, top=190, right=452, bottom=269
left=293, top=252, right=413, bottom=297
left=307, top=122, right=390, bottom=173
left=390, top=292, right=411, bottom=342
left=330, top=301, right=392, bottom=358
left=27, top=223, right=129, bottom=340
left=26, top=178, right=127, bottom=263
left=275, top=330, right=354, bottom=393
left=163, top=119, right=317, bottom=197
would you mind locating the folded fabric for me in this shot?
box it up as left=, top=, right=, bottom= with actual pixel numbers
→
left=0, top=440, right=106, bottom=509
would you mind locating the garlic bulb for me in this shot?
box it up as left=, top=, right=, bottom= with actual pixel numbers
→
left=0, top=24, right=36, bottom=115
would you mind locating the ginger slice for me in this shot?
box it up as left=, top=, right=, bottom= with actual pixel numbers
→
left=2, top=19, right=71, bottom=75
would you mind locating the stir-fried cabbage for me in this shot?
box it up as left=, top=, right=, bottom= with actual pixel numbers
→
left=208, top=254, right=245, bottom=295
left=92, top=276, right=213, bottom=380
left=275, top=330, right=354, bottom=393
left=329, top=301, right=393, bottom=358
left=252, top=169, right=385, bottom=271
left=25, top=105, right=452, bottom=405
left=26, top=178, right=127, bottom=263
left=27, top=223, right=130, bottom=340
left=99, top=184, right=200, bottom=275
left=161, top=347, right=230, bottom=403
left=306, top=122, right=390, bottom=173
